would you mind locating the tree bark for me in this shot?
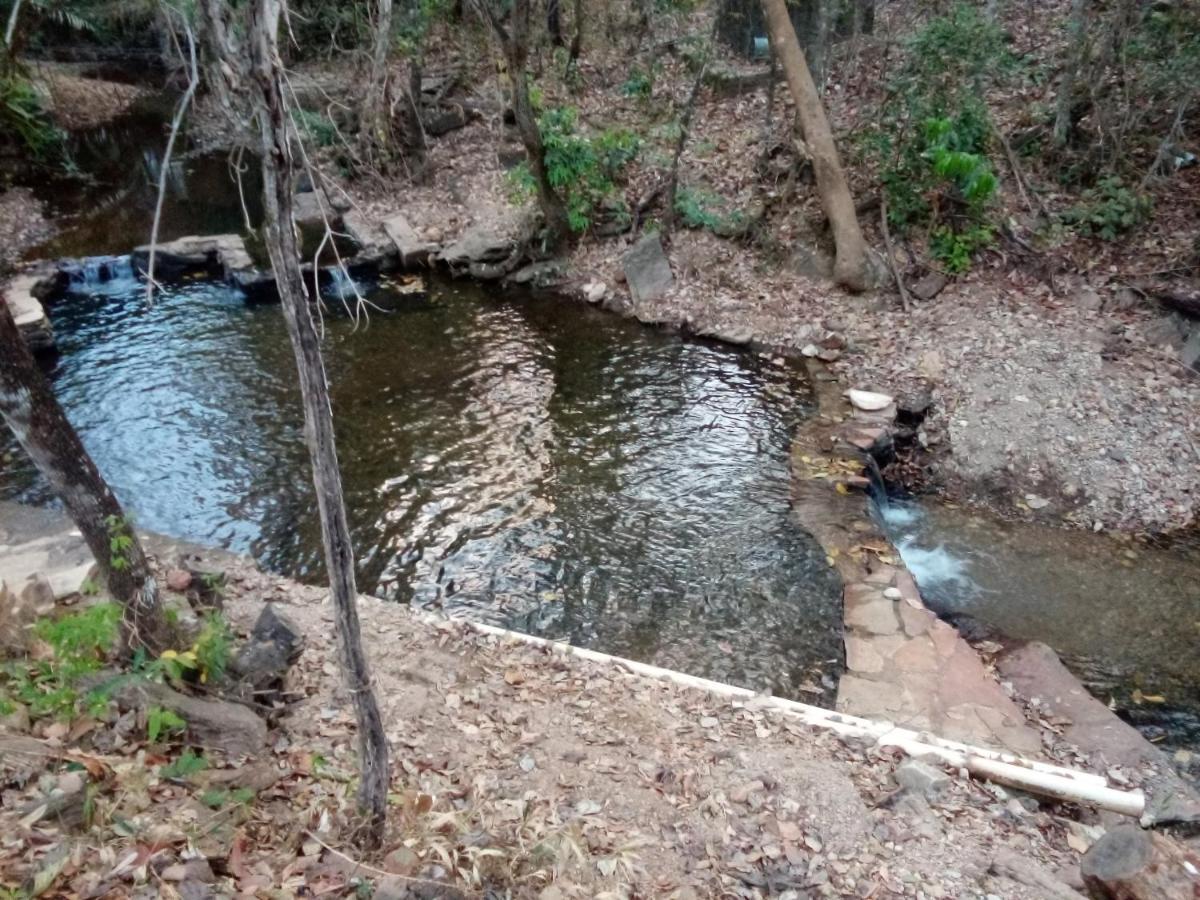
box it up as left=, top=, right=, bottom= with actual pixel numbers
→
left=1053, top=0, right=1089, bottom=147
left=546, top=0, right=563, bottom=46
left=244, top=0, right=390, bottom=848
left=568, top=0, right=583, bottom=61
left=761, top=0, right=872, bottom=291
left=361, top=0, right=396, bottom=164
left=477, top=0, right=571, bottom=250
left=4, top=0, right=22, bottom=50
left=0, top=302, right=167, bottom=655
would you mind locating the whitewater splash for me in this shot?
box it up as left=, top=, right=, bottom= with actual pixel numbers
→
left=65, top=256, right=140, bottom=297
left=874, top=496, right=978, bottom=607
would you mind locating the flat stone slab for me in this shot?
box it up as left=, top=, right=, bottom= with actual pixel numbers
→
left=1000, top=641, right=1200, bottom=823
left=623, top=233, right=673, bottom=306
left=4, top=273, right=55, bottom=352
left=792, top=360, right=1042, bottom=755
left=381, top=213, right=438, bottom=268
left=131, top=234, right=253, bottom=281
left=0, top=502, right=94, bottom=599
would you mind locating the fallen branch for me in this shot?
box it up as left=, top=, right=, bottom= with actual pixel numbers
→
left=144, top=11, right=200, bottom=307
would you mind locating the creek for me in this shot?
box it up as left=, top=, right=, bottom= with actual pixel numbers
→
left=879, top=496, right=1200, bottom=761
left=0, top=266, right=844, bottom=700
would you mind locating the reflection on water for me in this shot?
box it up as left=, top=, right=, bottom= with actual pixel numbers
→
left=880, top=497, right=1200, bottom=751
left=25, top=108, right=263, bottom=260
left=0, top=274, right=843, bottom=698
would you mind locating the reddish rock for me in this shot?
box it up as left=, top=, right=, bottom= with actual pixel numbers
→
left=899, top=604, right=936, bottom=637
left=166, top=569, right=193, bottom=592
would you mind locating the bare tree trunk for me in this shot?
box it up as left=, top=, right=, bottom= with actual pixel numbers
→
left=244, top=0, right=390, bottom=848
left=1053, top=0, right=1089, bottom=147
left=568, top=0, right=583, bottom=61
left=4, top=0, right=22, bottom=49
left=761, top=0, right=872, bottom=291
left=664, top=20, right=718, bottom=237
left=477, top=0, right=571, bottom=250
left=0, top=303, right=168, bottom=655
left=361, top=0, right=396, bottom=162
left=547, top=0, right=563, bottom=46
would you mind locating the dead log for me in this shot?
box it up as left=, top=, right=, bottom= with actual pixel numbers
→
left=1080, top=825, right=1200, bottom=900
left=111, top=678, right=267, bottom=756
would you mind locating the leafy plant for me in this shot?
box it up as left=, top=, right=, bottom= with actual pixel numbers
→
left=674, top=186, right=746, bottom=236
left=0, top=603, right=120, bottom=720
left=105, top=514, right=135, bottom=572
left=930, top=223, right=994, bottom=273
left=161, top=748, right=207, bottom=780
left=1, top=74, right=62, bottom=160
left=509, top=107, right=640, bottom=233
left=620, top=66, right=655, bottom=100
left=147, top=706, right=187, bottom=743
left=293, top=108, right=339, bottom=148
left=200, top=786, right=255, bottom=809
left=1060, top=177, right=1152, bottom=240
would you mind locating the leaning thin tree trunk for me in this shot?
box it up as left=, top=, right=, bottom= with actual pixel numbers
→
left=361, top=0, right=396, bottom=164
left=1053, top=0, right=1089, bottom=147
left=761, top=0, right=872, bottom=291
left=663, top=18, right=718, bottom=237
left=246, top=0, right=389, bottom=847
left=0, top=302, right=168, bottom=655
left=477, top=0, right=571, bottom=249
left=4, top=0, right=22, bottom=49
left=568, top=0, right=583, bottom=61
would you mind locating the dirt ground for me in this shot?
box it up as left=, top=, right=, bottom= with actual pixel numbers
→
left=3, top=548, right=1103, bottom=899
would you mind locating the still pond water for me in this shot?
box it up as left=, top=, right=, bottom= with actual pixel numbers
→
left=0, top=268, right=844, bottom=699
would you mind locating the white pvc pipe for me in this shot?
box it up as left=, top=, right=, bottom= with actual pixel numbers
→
left=407, top=609, right=1145, bottom=818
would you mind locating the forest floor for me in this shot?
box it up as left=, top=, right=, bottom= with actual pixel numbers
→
left=1, top=534, right=1105, bottom=900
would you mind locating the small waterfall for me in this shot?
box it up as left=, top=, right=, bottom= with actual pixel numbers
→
left=65, top=256, right=140, bottom=296
left=322, top=266, right=360, bottom=302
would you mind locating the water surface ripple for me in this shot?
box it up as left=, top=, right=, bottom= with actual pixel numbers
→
left=1, top=275, right=843, bottom=697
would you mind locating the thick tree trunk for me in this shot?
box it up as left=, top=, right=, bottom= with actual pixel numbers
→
left=761, top=0, right=872, bottom=291
left=245, top=0, right=389, bottom=848
left=478, top=0, right=571, bottom=249
left=0, top=302, right=167, bottom=655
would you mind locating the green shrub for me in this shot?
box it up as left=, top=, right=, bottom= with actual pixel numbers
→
left=620, top=66, right=655, bottom=100
left=674, top=186, right=746, bottom=235
left=293, top=108, right=339, bottom=148
left=1061, top=177, right=1152, bottom=240
left=1, top=73, right=62, bottom=160
left=930, top=223, right=994, bottom=274
left=509, top=107, right=640, bottom=233
left=0, top=603, right=120, bottom=719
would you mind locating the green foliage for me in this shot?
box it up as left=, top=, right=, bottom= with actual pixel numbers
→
left=193, top=613, right=232, bottom=684
left=200, top=786, right=254, bottom=809
left=0, top=603, right=120, bottom=720
left=1, top=73, right=62, bottom=160
left=865, top=5, right=1009, bottom=272
left=1061, top=177, right=1152, bottom=240
left=674, top=186, right=746, bottom=235
left=147, top=706, right=186, bottom=743
left=930, top=223, right=994, bottom=274
left=293, top=108, right=339, bottom=148
left=510, top=107, right=640, bottom=233
left=105, top=514, right=135, bottom=572
left=620, top=66, right=655, bottom=100
left=161, top=748, right=207, bottom=780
